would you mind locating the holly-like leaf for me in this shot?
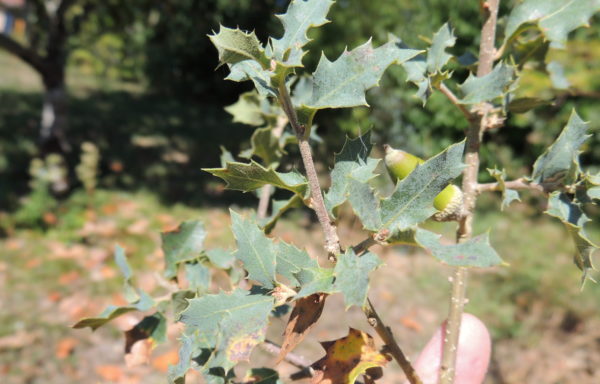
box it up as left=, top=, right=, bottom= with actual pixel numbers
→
left=167, top=333, right=194, bottom=384
left=304, top=37, right=421, bottom=109
left=532, top=110, right=590, bottom=184
left=261, top=195, right=303, bottom=234
left=311, top=328, right=390, bottom=384
left=206, top=248, right=235, bottom=269
left=415, top=228, right=504, bottom=267
left=324, top=132, right=378, bottom=215
left=275, top=241, right=319, bottom=287
left=277, top=293, right=327, bottom=363
left=507, top=97, right=551, bottom=113
left=295, top=267, right=335, bottom=298
left=209, top=26, right=269, bottom=68
left=180, top=288, right=274, bottom=346
left=161, top=221, right=207, bottom=279
left=271, top=0, right=334, bottom=67
left=333, top=250, right=382, bottom=309
left=458, top=63, right=515, bottom=104
left=427, top=22, right=456, bottom=74
left=219, top=146, right=235, bottom=168
left=185, top=262, right=211, bottom=293
left=545, top=192, right=590, bottom=229
left=225, top=91, right=266, bottom=126
left=72, top=292, right=155, bottom=331
left=488, top=168, right=521, bottom=210
left=545, top=192, right=598, bottom=284
left=226, top=60, right=277, bottom=97
left=245, top=127, right=283, bottom=166
left=504, top=0, right=600, bottom=49
left=346, top=177, right=382, bottom=231
left=379, top=141, right=465, bottom=231
left=231, top=210, right=277, bottom=288
left=204, top=161, right=308, bottom=197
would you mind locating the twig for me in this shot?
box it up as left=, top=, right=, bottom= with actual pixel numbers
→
left=261, top=339, right=313, bottom=372
left=436, top=82, right=472, bottom=121
left=277, top=82, right=422, bottom=384
left=365, top=299, right=423, bottom=384
left=353, top=236, right=378, bottom=256
left=440, top=1, right=501, bottom=384
left=476, top=178, right=545, bottom=194
left=277, top=82, right=341, bottom=257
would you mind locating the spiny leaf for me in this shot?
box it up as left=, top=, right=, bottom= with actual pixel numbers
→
left=458, top=63, right=515, bottom=104
left=507, top=97, right=551, bottom=114
left=333, top=250, right=382, bottom=309
left=204, top=161, right=308, bottom=197
left=346, top=177, right=382, bottom=231
left=296, top=268, right=336, bottom=298
left=275, top=241, right=319, bottom=287
left=226, top=60, right=277, bottom=97
left=161, top=221, right=207, bottom=279
left=219, top=146, right=235, bottom=168
left=271, top=0, right=335, bottom=67
left=167, top=333, right=194, bottom=384
left=245, top=127, right=283, bottom=166
left=532, top=110, right=590, bottom=184
left=209, top=26, right=269, bottom=67
left=545, top=192, right=590, bottom=229
left=231, top=210, right=277, bottom=288
left=72, top=292, right=155, bottom=331
left=504, top=0, right=600, bottom=49
left=206, top=248, right=235, bottom=269
left=311, top=328, right=390, bottom=384
left=545, top=192, right=598, bottom=285
left=185, top=262, right=211, bottom=293
left=487, top=168, right=521, bottom=210
left=260, top=195, right=303, bottom=234
left=277, top=293, right=327, bottom=364
left=415, top=229, right=504, bottom=267
left=304, top=37, right=421, bottom=109
left=225, top=91, right=266, bottom=126
left=427, top=22, right=456, bottom=73
left=179, top=288, right=274, bottom=345
left=324, top=132, right=378, bottom=215
left=380, top=141, right=465, bottom=231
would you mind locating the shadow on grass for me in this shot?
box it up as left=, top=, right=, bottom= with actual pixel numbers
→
left=0, top=90, right=259, bottom=209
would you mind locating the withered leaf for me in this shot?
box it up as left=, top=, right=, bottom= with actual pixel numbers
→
left=311, top=328, right=390, bottom=384
left=276, top=293, right=327, bottom=364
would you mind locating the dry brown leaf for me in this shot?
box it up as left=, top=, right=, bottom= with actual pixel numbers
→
left=55, top=337, right=78, bottom=359
left=311, top=328, right=390, bottom=384
left=276, top=293, right=326, bottom=364
left=151, top=348, right=179, bottom=372
left=0, top=330, right=41, bottom=350
left=95, top=364, right=123, bottom=382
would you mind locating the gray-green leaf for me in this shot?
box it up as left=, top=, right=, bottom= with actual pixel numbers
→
left=458, top=63, right=515, bottom=104
left=415, top=229, right=504, bottom=267
left=161, top=221, right=207, bottom=279
left=531, top=110, right=590, bottom=184
left=209, top=26, right=269, bottom=67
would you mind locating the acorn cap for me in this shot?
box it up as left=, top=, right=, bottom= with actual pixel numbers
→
left=433, top=184, right=463, bottom=221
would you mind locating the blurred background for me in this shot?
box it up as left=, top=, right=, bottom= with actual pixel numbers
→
left=0, top=0, right=599, bottom=383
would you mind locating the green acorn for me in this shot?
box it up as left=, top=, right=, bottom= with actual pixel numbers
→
left=384, top=145, right=463, bottom=221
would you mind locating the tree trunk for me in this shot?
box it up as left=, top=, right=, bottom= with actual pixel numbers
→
left=41, top=66, right=70, bottom=153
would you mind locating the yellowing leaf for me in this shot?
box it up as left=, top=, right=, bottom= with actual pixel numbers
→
left=311, top=328, right=390, bottom=384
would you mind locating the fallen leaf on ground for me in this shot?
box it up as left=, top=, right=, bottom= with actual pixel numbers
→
left=151, top=348, right=179, bottom=372
left=56, top=337, right=78, bottom=359
left=0, top=330, right=41, bottom=350
left=95, top=365, right=123, bottom=382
